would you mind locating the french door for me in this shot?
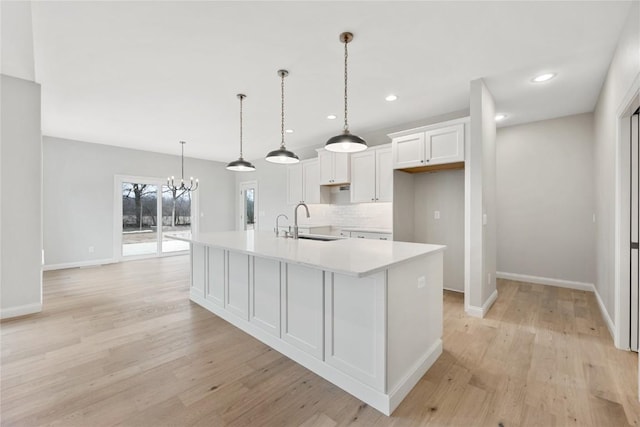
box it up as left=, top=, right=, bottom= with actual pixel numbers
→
left=115, top=175, right=197, bottom=260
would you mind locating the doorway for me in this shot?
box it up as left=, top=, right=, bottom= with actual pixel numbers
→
left=238, top=181, right=258, bottom=231
left=115, top=175, right=197, bottom=260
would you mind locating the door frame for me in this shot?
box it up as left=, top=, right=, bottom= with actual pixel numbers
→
left=114, top=174, right=198, bottom=261
left=615, top=73, right=640, bottom=350
left=238, top=180, right=258, bottom=231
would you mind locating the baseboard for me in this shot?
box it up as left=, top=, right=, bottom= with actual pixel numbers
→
left=594, top=287, right=616, bottom=341
left=444, top=287, right=464, bottom=293
left=496, top=271, right=594, bottom=292
left=388, top=339, right=443, bottom=414
left=43, top=258, right=116, bottom=271
left=465, top=289, right=498, bottom=319
left=1, top=302, right=42, bottom=319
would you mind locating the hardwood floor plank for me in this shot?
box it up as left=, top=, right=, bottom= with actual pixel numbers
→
left=1, top=256, right=638, bottom=426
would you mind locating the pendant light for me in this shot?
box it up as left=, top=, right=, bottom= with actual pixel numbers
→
left=227, top=94, right=256, bottom=172
left=325, top=32, right=367, bottom=153
left=266, top=69, right=300, bottom=164
left=167, top=140, right=199, bottom=191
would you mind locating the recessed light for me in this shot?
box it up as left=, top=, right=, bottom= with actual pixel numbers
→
left=495, top=113, right=507, bottom=121
left=327, top=114, right=337, bottom=120
left=532, top=73, right=556, bottom=83
left=385, top=94, right=398, bottom=102
left=285, top=129, right=294, bottom=134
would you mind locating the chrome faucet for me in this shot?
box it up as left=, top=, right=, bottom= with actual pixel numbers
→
left=275, top=214, right=288, bottom=237
left=293, top=202, right=310, bottom=239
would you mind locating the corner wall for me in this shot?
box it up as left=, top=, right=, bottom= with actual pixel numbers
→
left=1, top=75, right=43, bottom=318
left=593, top=0, right=640, bottom=343
left=469, top=78, right=497, bottom=317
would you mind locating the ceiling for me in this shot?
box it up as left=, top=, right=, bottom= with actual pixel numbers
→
left=30, top=1, right=632, bottom=162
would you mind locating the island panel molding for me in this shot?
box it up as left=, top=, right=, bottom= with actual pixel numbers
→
left=177, top=231, right=445, bottom=415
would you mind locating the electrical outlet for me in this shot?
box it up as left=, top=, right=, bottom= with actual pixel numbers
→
left=434, top=210, right=440, bottom=220
left=417, top=276, right=426, bottom=289
left=88, top=246, right=94, bottom=253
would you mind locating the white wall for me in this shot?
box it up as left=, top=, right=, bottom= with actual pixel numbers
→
left=469, top=78, right=497, bottom=316
left=496, top=113, right=596, bottom=286
left=413, top=170, right=465, bottom=291
left=593, top=1, right=640, bottom=330
left=1, top=74, right=42, bottom=318
left=1, top=1, right=35, bottom=81
left=42, top=136, right=236, bottom=267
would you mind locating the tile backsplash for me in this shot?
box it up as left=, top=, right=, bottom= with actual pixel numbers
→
left=297, top=187, right=392, bottom=230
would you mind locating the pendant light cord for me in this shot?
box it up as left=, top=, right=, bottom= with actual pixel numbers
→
left=343, top=38, right=349, bottom=132
left=181, top=141, right=185, bottom=180
left=281, top=72, right=286, bottom=149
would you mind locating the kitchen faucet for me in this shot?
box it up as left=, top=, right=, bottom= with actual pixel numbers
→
left=293, top=202, right=310, bottom=239
left=275, top=214, right=288, bottom=237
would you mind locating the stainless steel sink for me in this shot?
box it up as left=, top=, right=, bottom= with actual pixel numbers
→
left=297, top=235, right=341, bottom=242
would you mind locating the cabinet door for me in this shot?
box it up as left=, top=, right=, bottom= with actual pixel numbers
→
left=206, top=248, right=225, bottom=307
left=375, top=147, right=393, bottom=202
left=250, top=257, right=281, bottom=337
left=424, top=123, right=464, bottom=165
left=282, top=264, right=324, bottom=359
left=191, top=244, right=206, bottom=299
left=303, top=159, right=321, bottom=204
left=318, top=150, right=334, bottom=185
left=226, top=252, right=249, bottom=320
left=350, top=150, right=376, bottom=203
left=332, top=152, right=351, bottom=185
left=324, top=272, right=386, bottom=390
left=392, top=133, right=425, bottom=169
left=286, top=163, right=303, bottom=205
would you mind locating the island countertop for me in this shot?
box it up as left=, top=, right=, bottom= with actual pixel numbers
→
left=174, top=231, right=445, bottom=277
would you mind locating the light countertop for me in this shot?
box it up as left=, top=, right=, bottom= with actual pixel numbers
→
left=340, top=227, right=393, bottom=234
left=173, top=231, right=445, bottom=277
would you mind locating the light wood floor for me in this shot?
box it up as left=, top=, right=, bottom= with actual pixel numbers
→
left=1, top=256, right=639, bottom=426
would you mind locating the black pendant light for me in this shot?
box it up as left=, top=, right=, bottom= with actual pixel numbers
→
left=266, top=69, right=300, bottom=164
left=325, top=32, right=367, bottom=153
left=227, top=94, right=256, bottom=172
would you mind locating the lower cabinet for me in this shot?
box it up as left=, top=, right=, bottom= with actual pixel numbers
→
left=226, top=252, right=249, bottom=320
left=281, top=264, right=324, bottom=359
left=206, top=247, right=225, bottom=307
left=250, top=257, right=281, bottom=337
left=325, top=272, right=386, bottom=390
left=191, top=243, right=206, bottom=298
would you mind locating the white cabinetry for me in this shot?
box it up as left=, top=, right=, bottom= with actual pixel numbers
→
left=226, top=252, right=249, bottom=320
left=282, top=264, right=324, bottom=359
left=350, top=145, right=392, bottom=203
left=390, top=121, right=465, bottom=170
left=250, top=257, right=281, bottom=337
left=286, top=159, right=327, bottom=205
left=344, top=230, right=393, bottom=240
left=325, top=271, right=386, bottom=389
left=206, top=247, right=225, bottom=307
left=317, top=149, right=350, bottom=185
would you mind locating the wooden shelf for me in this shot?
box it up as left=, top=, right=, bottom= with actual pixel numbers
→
left=397, top=161, right=465, bottom=174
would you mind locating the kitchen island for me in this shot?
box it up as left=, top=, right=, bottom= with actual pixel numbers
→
left=176, top=231, right=445, bottom=415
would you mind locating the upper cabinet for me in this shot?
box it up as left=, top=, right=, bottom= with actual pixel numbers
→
left=390, top=120, right=467, bottom=171
left=286, top=159, right=328, bottom=205
left=350, top=145, right=392, bottom=203
left=317, top=149, right=350, bottom=185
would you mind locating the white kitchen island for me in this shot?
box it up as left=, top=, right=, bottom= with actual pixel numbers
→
left=177, top=231, right=445, bottom=415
